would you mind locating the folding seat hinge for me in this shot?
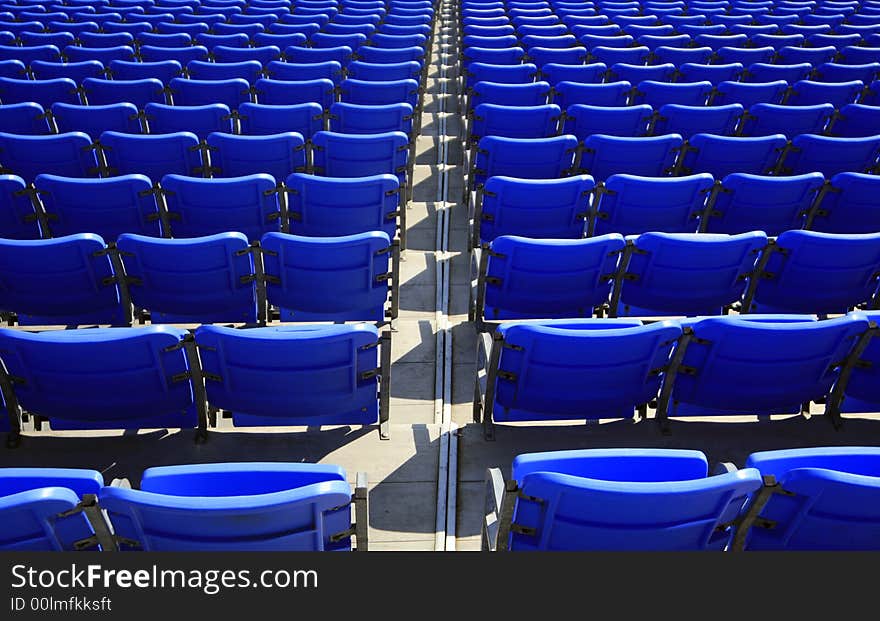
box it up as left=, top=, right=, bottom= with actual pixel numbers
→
left=484, top=276, right=502, bottom=286
left=138, top=186, right=165, bottom=198
left=375, top=272, right=392, bottom=282
left=509, top=523, right=536, bottom=536
left=385, top=188, right=401, bottom=196
left=170, top=371, right=192, bottom=383
left=678, top=365, right=698, bottom=376
left=360, top=368, right=380, bottom=380
left=329, top=526, right=357, bottom=543
left=517, top=491, right=544, bottom=504
left=203, top=372, right=222, bottom=383
left=497, top=370, right=517, bottom=382
left=359, top=341, right=380, bottom=351
left=755, top=517, right=777, bottom=530
left=239, top=274, right=258, bottom=284
left=480, top=213, right=495, bottom=222
left=263, top=274, right=281, bottom=285
left=374, top=247, right=392, bottom=256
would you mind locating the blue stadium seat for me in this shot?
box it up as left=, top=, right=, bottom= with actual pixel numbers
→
left=0, top=468, right=106, bottom=550
left=186, top=60, right=262, bottom=84
left=654, top=104, right=743, bottom=139
left=205, top=132, right=307, bottom=182
left=117, top=232, right=258, bottom=324
left=750, top=33, right=804, bottom=50
left=329, top=102, right=414, bottom=136
left=51, top=102, right=141, bottom=137
left=160, top=173, right=279, bottom=241
left=347, top=60, right=422, bottom=82
left=0, top=234, right=127, bottom=326
left=254, top=78, right=335, bottom=108
left=483, top=449, right=763, bottom=550
left=351, top=44, right=424, bottom=65
left=63, top=45, right=135, bottom=65
left=470, top=135, right=579, bottom=190
left=0, top=77, right=79, bottom=108
left=144, top=103, right=232, bottom=140
left=786, top=80, right=864, bottom=108
left=169, top=77, right=249, bottom=110
left=139, top=44, right=208, bottom=65
left=713, top=80, right=788, bottom=109
left=593, top=173, right=713, bottom=236
left=0, top=44, right=61, bottom=66
left=678, top=133, right=787, bottom=177
left=608, top=62, right=675, bottom=85
left=588, top=45, right=651, bottom=67
left=469, top=103, right=561, bottom=145
left=476, top=234, right=625, bottom=321
left=135, top=32, right=191, bottom=49
left=34, top=173, right=162, bottom=240
left=475, top=175, right=595, bottom=245
left=100, top=131, right=202, bottom=181
left=237, top=102, right=323, bottom=137
left=212, top=44, right=282, bottom=66
left=677, top=63, right=743, bottom=85
left=284, top=172, right=399, bottom=240
left=527, top=46, right=589, bottom=68
left=475, top=320, right=682, bottom=438
left=30, top=60, right=103, bottom=83
left=0, top=325, right=204, bottom=432
left=82, top=77, right=165, bottom=109
left=781, top=134, right=880, bottom=177
left=708, top=172, right=825, bottom=236
left=97, top=463, right=362, bottom=551
left=741, top=447, right=880, bottom=550
left=633, top=80, right=713, bottom=107
left=194, top=323, right=388, bottom=431
left=563, top=104, right=652, bottom=139
left=659, top=314, right=869, bottom=426
left=744, top=62, right=812, bottom=84
left=776, top=45, right=838, bottom=66
left=651, top=45, right=713, bottom=66
left=745, top=230, right=880, bottom=315
left=581, top=134, right=682, bottom=181
left=552, top=81, right=631, bottom=108
left=0, top=132, right=98, bottom=183
left=311, top=130, right=409, bottom=188
left=463, top=46, right=525, bottom=67
left=814, top=62, right=880, bottom=84
left=811, top=172, right=880, bottom=234
left=0, top=59, right=25, bottom=79
left=539, top=62, right=606, bottom=86
left=339, top=78, right=420, bottom=109
left=0, top=175, right=40, bottom=239
left=839, top=45, right=880, bottom=65
left=741, top=103, right=834, bottom=138
left=637, top=34, right=691, bottom=50
left=616, top=231, right=768, bottom=317
left=579, top=34, right=635, bottom=49
left=261, top=231, right=392, bottom=322
left=79, top=31, right=134, bottom=48
left=283, top=44, right=353, bottom=66
left=695, top=33, right=748, bottom=49
left=108, top=60, right=182, bottom=84
left=264, top=60, right=344, bottom=85
left=0, top=102, right=50, bottom=135
left=831, top=104, right=880, bottom=139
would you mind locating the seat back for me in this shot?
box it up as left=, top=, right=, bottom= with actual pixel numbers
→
left=713, top=80, right=788, bottom=109
left=254, top=77, right=335, bottom=108
left=52, top=102, right=142, bottom=137
left=186, top=60, right=262, bottom=84
left=594, top=173, right=714, bottom=236
left=491, top=320, right=681, bottom=421
left=812, top=172, right=880, bottom=234
left=619, top=232, right=767, bottom=317
left=634, top=80, right=714, bottom=107
left=679, top=133, right=787, bottom=178
left=0, top=325, right=196, bottom=430
left=744, top=447, right=880, bottom=550
left=473, top=134, right=578, bottom=187
left=781, top=134, right=880, bottom=178
left=563, top=104, right=652, bottom=139
left=329, top=102, right=414, bottom=136
left=98, top=463, right=353, bottom=551
left=262, top=231, right=391, bottom=321
left=0, top=102, right=50, bottom=135
left=670, top=314, right=869, bottom=417
left=742, top=103, right=835, bottom=137
left=0, top=132, right=98, bottom=183
left=100, top=131, right=202, bottom=181
left=0, top=76, right=79, bottom=108
left=654, top=104, right=743, bottom=139
left=206, top=132, right=307, bottom=182
left=117, top=232, right=257, bottom=324
left=311, top=130, right=409, bottom=182
left=786, top=79, right=863, bottom=108
left=0, top=175, right=40, bottom=239
left=470, top=103, right=561, bottom=142
left=169, top=77, right=249, bottom=110
left=194, top=323, right=381, bottom=426
left=581, top=134, right=682, bottom=181
left=483, top=235, right=625, bottom=320
left=238, top=102, right=323, bottom=137
left=82, top=77, right=165, bottom=109
left=750, top=230, right=880, bottom=315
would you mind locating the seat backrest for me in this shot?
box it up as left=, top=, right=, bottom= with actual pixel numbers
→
left=261, top=231, right=392, bottom=322
left=539, top=62, right=606, bottom=86
left=264, top=59, right=344, bottom=85
left=781, top=134, right=880, bottom=178
left=31, top=60, right=103, bottom=83
left=108, top=59, right=183, bottom=84
left=749, top=230, right=880, bottom=315
left=254, top=77, right=335, bottom=108
left=117, top=232, right=257, bottom=324
left=311, top=130, right=409, bottom=181
left=0, top=132, right=98, bottom=184
left=471, top=103, right=561, bottom=142
left=0, top=325, right=196, bottom=429
left=329, top=102, right=414, bottom=136
left=654, top=104, right=743, bottom=139
left=564, top=104, right=652, bottom=140
left=160, top=173, right=280, bottom=241
left=830, top=104, right=880, bottom=138
left=670, top=314, right=869, bottom=417
left=744, top=447, right=880, bottom=550
left=634, top=80, right=714, bottom=107
left=465, top=61, right=538, bottom=89
left=786, top=79, right=864, bottom=109
left=812, top=172, right=880, bottom=234
left=194, top=323, right=381, bottom=427
left=594, top=172, right=714, bottom=236
left=169, top=76, right=250, bottom=110
left=491, top=320, right=682, bottom=422
left=744, top=62, right=812, bottom=84
left=679, top=133, right=788, bottom=178
left=507, top=450, right=762, bottom=550
left=0, top=175, right=40, bottom=239
left=581, top=133, right=682, bottom=181
left=620, top=231, right=768, bottom=317
left=473, top=134, right=579, bottom=186
left=98, top=462, right=354, bottom=551
left=144, top=103, right=233, bottom=140
left=709, top=172, right=825, bottom=236
left=205, top=131, right=306, bottom=182
left=186, top=60, right=262, bottom=84
left=713, top=80, right=788, bottom=109
left=0, top=483, right=100, bottom=551
left=0, top=102, right=50, bottom=135
left=0, top=76, right=79, bottom=108
left=483, top=234, right=625, bottom=320
left=34, top=173, right=162, bottom=240
left=238, top=102, right=323, bottom=137
left=100, top=131, right=202, bottom=181
left=52, top=102, right=142, bottom=137
left=471, top=80, right=551, bottom=108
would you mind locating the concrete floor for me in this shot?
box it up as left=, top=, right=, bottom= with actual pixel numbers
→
left=3, top=3, right=879, bottom=553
